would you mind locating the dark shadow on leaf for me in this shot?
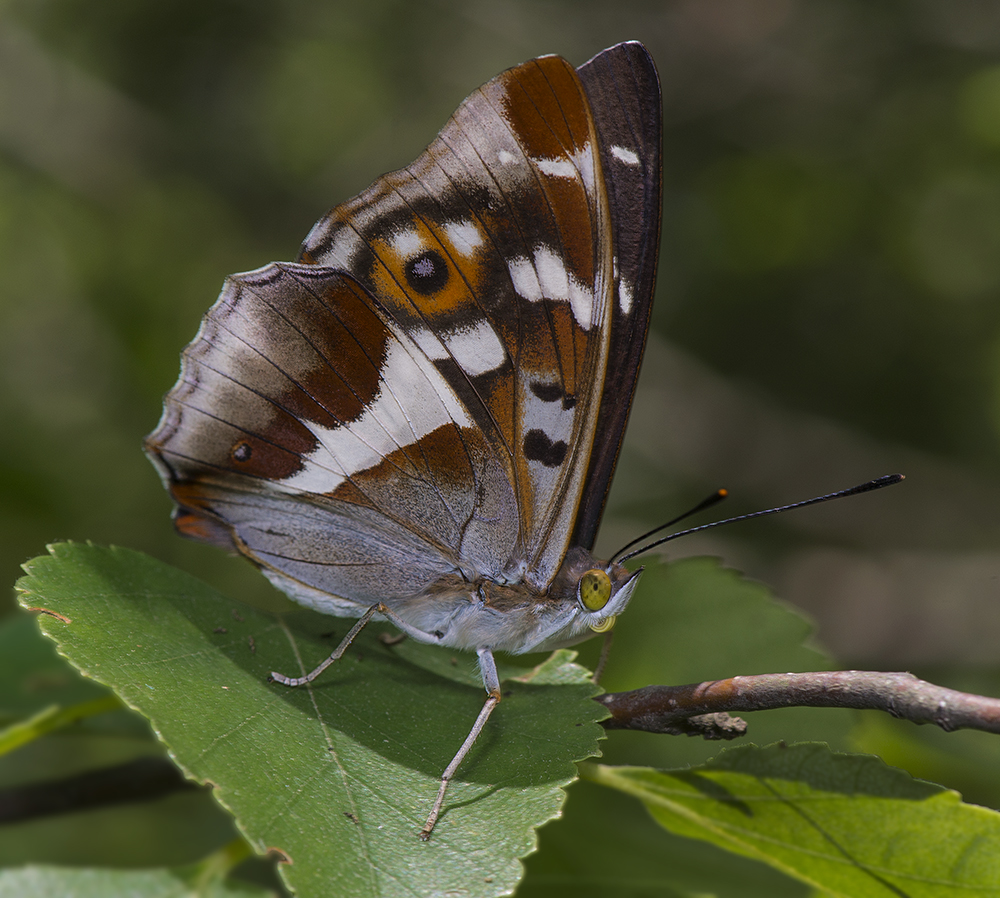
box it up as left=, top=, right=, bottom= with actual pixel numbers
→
left=435, top=782, right=506, bottom=828
left=669, top=770, right=753, bottom=817
left=706, top=743, right=945, bottom=802
left=182, top=600, right=601, bottom=790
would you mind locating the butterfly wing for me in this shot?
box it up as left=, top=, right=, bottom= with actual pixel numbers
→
left=570, top=42, right=662, bottom=551
left=146, top=43, right=662, bottom=615
left=298, top=42, right=661, bottom=588
left=146, top=263, right=519, bottom=613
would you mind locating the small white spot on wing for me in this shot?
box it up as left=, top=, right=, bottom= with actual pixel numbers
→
left=534, top=246, right=592, bottom=330
left=568, top=277, right=593, bottom=331
left=534, top=157, right=577, bottom=179
left=575, top=145, right=596, bottom=193
left=533, top=246, right=569, bottom=302
left=303, top=223, right=363, bottom=268
left=390, top=227, right=426, bottom=259
left=611, top=145, right=640, bottom=166
left=531, top=146, right=596, bottom=193
left=329, top=228, right=364, bottom=267
left=618, top=276, right=634, bottom=315
left=498, top=150, right=516, bottom=165
left=507, top=249, right=593, bottom=329
left=443, top=220, right=483, bottom=257
left=508, top=256, right=543, bottom=302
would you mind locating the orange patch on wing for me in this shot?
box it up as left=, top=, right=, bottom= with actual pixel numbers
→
left=540, top=171, right=597, bottom=289
left=519, top=301, right=588, bottom=400
left=500, top=56, right=591, bottom=162
left=480, top=375, right=516, bottom=456
left=327, top=478, right=376, bottom=509
left=174, top=510, right=232, bottom=546
left=168, top=482, right=237, bottom=549
left=368, top=217, right=484, bottom=323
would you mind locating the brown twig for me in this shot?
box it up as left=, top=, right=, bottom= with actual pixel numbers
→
left=597, top=671, right=1000, bottom=739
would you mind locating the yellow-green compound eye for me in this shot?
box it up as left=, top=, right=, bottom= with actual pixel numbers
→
left=579, top=569, right=612, bottom=611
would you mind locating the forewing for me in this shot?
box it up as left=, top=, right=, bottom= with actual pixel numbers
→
left=571, top=42, right=662, bottom=550
left=299, top=53, right=616, bottom=587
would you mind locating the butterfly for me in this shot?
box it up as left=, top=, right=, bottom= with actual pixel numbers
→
left=144, top=40, right=662, bottom=838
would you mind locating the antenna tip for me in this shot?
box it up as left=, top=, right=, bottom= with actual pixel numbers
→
left=851, top=473, right=904, bottom=495
left=718, top=488, right=729, bottom=498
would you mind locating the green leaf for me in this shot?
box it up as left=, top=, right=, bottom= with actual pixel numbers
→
left=16, top=543, right=606, bottom=898
left=518, top=779, right=811, bottom=898
left=0, top=609, right=154, bottom=748
left=584, top=743, right=1000, bottom=897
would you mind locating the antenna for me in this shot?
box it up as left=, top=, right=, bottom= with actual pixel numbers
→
left=615, top=474, right=904, bottom=566
left=611, top=488, right=729, bottom=563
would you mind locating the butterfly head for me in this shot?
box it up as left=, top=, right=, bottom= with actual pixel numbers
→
left=526, top=546, right=642, bottom=651
left=577, top=563, right=639, bottom=634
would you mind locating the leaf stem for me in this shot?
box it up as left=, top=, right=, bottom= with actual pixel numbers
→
left=188, top=838, right=256, bottom=890
left=0, top=694, right=123, bottom=757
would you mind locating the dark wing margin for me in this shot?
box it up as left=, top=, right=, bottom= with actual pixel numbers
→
left=570, top=41, right=662, bottom=551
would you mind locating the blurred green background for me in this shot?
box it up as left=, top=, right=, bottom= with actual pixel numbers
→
left=2, top=0, right=1000, bottom=889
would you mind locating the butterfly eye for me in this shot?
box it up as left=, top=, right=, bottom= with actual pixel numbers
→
left=579, top=569, right=612, bottom=611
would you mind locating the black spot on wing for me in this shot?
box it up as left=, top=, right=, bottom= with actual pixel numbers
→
left=404, top=249, right=450, bottom=295
left=530, top=381, right=563, bottom=402
left=523, top=429, right=567, bottom=467
left=531, top=380, right=576, bottom=409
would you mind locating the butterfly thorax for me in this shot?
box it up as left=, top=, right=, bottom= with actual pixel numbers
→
left=393, top=546, right=641, bottom=655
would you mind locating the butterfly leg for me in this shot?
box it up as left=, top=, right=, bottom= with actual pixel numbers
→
left=420, top=646, right=501, bottom=840
left=270, top=601, right=439, bottom=687
left=271, top=599, right=465, bottom=687
left=269, top=604, right=384, bottom=687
